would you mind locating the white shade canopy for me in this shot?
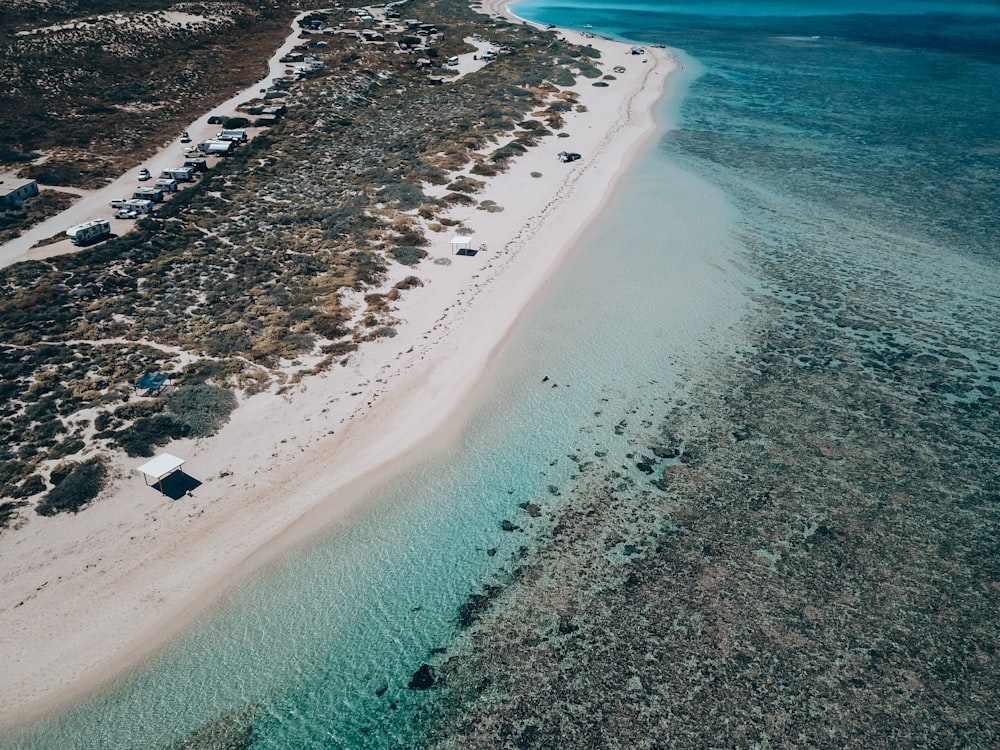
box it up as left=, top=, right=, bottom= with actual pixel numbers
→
left=450, top=235, right=475, bottom=248
left=136, top=453, right=185, bottom=482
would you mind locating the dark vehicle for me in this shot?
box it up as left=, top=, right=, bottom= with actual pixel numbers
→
left=558, top=151, right=581, bottom=162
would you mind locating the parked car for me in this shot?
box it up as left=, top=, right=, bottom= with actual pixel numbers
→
left=558, top=151, right=582, bottom=163
left=109, top=198, right=126, bottom=208
left=115, top=209, right=138, bottom=219
left=180, top=131, right=191, bottom=143
left=138, top=168, right=151, bottom=180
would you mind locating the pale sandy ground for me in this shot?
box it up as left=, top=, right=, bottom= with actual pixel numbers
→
left=0, top=2, right=675, bottom=732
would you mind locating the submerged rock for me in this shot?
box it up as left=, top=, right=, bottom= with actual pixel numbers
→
left=458, top=584, right=502, bottom=628
left=168, top=704, right=257, bottom=750
left=408, top=663, right=435, bottom=690
left=652, top=445, right=680, bottom=459
left=520, top=502, right=542, bottom=517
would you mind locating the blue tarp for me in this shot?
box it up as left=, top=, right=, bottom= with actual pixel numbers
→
left=135, top=372, right=169, bottom=391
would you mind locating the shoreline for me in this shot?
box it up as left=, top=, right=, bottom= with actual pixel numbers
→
left=0, top=4, right=676, bottom=734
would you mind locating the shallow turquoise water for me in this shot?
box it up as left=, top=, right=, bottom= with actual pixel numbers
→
left=1, top=59, right=746, bottom=750
left=5, top=0, right=998, bottom=745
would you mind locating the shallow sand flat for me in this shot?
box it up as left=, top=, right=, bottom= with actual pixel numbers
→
left=0, top=7, right=675, bottom=732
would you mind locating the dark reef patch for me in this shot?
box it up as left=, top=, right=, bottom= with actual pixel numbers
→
left=411, top=183, right=999, bottom=749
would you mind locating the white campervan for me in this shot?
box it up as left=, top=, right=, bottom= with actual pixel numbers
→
left=123, top=198, right=155, bottom=214
left=66, top=219, right=111, bottom=245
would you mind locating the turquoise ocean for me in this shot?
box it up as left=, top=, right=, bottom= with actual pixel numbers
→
left=4, top=1, right=998, bottom=747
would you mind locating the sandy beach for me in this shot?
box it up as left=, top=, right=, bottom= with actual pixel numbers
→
left=0, top=1, right=675, bottom=732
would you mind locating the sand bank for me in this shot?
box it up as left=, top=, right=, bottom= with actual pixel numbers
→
left=0, top=5, right=675, bottom=732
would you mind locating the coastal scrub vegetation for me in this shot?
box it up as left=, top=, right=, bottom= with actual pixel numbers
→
left=0, top=190, right=78, bottom=244
left=0, top=0, right=609, bottom=515
left=35, top=457, right=107, bottom=516
left=0, top=0, right=303, bottom=188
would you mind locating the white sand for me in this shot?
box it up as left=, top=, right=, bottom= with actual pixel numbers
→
left=0, top=3, right=675, bottom=731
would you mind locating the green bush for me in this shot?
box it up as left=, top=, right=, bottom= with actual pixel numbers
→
left=183, top=360, right=231, bottom=384
left=394, top=275, right=424, bottom=290
left=377, top=181, right=427, bottom=210
left=202, top=327, right=251, bottom=356
left=505, top=85, right=533, bottom=98
left=548, top=68, right=576, bottom=87
left=439, top=192, right=475, bottom=205
left=310, top=314, right=350, bottom=339
left=116, top=415, right=189, bottom=457
left=445, top=176, right=484, bottom=194
left=515, top=70, right=548, bottom=86
left=413, top=163, right=449, bottom=185
left=49, top=463, right=74, bottom=486
left=491, top=141, right=528, bottom=163
left=288, top=307, right=314, bottom=323
left=0, top=500, right=27, bottom=528
left=115, top=398, right=166, bottom=421
left=0, top=460, right=29, bottom=487
left=49, top=436, right=85, bottom=460
left=390, top=246, right=426, bottom=266
left=167, top=384, right=238, bottom=438
left=0, top=147, right=40, bottom=163
left=32, top=418, right=65, bottom=444
left=13, top=474, right=45, bottom=498
left=36, top=458, right=107, bottom=516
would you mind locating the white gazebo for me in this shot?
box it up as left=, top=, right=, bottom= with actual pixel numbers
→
left=451, top=235, right=476, bottom=254
left=137, top=453, right=186, bottom=493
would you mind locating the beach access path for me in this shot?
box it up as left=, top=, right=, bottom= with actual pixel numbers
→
left=0, top=2, right=676, bottom=731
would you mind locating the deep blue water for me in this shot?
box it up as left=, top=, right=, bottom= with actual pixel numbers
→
left=3, top=1, right=998, bottom=747
left=516, top=0, right=1000, bottom=262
